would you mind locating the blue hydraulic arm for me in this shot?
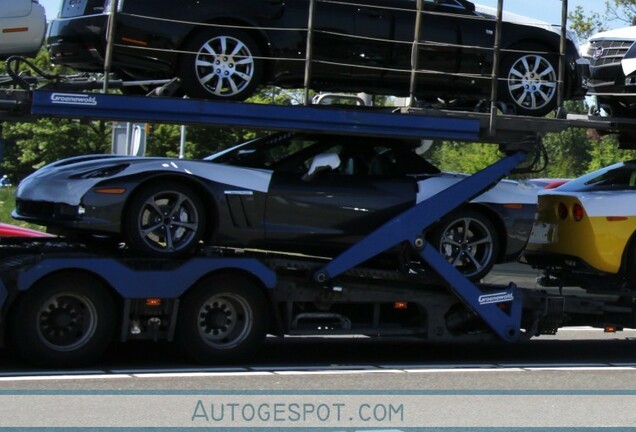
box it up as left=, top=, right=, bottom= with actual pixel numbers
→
left=315, top=151, right=527, bottom=342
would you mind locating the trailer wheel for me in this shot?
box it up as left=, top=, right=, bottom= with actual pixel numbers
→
left=178, top=274, right=269, bottom=363
left=429, top=209, right=499, bottom=282
left=125, top=181, right=206, bottom=257
left=11, top=274, right=116, bottom=367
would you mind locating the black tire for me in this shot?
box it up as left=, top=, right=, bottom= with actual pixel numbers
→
left=498, top=44, right=559, bottom=117
left=124, top=182, right=206, bottom=257
left=10, top=273, right=116, bottom=367
left=178, top=274, right=269, bottom=363
left=178, top=28, right=263, bottom=100
left=429, top=209, right=499, bottom=282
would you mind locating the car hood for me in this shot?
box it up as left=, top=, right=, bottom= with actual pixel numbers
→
left=417, top=172, right=537, bottom=204
left=474, top=3, right=577, bottom=43
left=590, top=26, right=636, bottom=41
left=16, top=155, right=273, bottom=205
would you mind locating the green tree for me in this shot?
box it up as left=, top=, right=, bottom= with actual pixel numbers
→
left=587, top=134, right=636, bottom=171
left=2, top=119, right=110, bottom=181
left=569, top=0, right=636, bottom=39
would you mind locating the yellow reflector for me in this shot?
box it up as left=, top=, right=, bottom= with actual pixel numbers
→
left=394, top=301, right=408, bottom=310
left=146, top=299, right=162, bottom=307
left=94, top=188, right=126, bottom=194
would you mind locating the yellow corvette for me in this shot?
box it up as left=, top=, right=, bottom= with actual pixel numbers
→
left=524, top=160, right=636, bottom=287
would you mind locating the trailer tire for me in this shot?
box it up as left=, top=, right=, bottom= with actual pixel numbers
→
left=178, top=274, right=269, bottom=363
left=11, top=274, right=116, bottom=367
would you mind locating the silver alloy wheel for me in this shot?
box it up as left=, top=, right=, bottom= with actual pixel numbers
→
left=138, top=190, right=200, bottom=253
left=197, top=293, right=253, bottom=349
left=194, top=35, right=255, bottom=98
left=36, top=292, right=99, bottom=352
left=506, top=54, right=557, bottom=112
left=437, top=216, right=494, bottom=278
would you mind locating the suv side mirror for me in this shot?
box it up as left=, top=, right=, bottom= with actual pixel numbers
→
left=304, top=153, right=341, bottom=180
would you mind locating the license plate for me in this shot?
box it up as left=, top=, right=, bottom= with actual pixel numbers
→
left=528, top=223, right=554, bottom=245
left=62, top=0, right=88, bottom=18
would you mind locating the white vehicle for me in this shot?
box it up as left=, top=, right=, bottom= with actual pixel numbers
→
left=0, top=0, right=46, bottom=58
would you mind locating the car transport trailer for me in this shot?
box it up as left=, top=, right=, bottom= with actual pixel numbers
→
left=1, top=89, right=636, bottom=367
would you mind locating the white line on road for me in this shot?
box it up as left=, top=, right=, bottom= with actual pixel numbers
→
left=0, top=364, right=635, bottom=381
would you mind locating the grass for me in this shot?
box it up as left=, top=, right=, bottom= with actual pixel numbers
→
left=0, top=186, right=45, bottom=231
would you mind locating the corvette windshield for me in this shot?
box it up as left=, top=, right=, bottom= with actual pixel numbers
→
left=211, top=132, right=440, bottom=176
left=558, top=160, right=636, bottom=191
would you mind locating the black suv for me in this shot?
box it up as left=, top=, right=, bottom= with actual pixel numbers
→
left=48, top=0, right=583, bottom=116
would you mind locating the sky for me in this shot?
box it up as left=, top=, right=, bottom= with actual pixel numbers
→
left=40, top=0, right=615, bottom=32
left=476, top=0, right=613, bottom=28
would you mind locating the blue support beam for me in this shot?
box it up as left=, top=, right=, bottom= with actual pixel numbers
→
left=315, top=151, right=527, bottom=342
left=31, top=91, right=481, bottom=141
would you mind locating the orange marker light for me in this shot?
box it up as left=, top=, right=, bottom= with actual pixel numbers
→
left=94, top=188, right=127, bottom=194
left=145, top=298, right=162, bottom=307
left=121, top=37, right=148, bottom=46
left=3, top=27, right=28, bottom=33
left=604, top=326, right=617, bottom=333
left=394, top=301, right=408, bottom=310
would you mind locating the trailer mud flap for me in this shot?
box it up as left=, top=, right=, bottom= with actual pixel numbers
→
left=420, top=242, right=522, bottom=342
left=0, top=279, right=6, bottom=312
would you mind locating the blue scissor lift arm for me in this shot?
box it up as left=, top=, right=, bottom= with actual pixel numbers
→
left=314, top=151, right=527, bottom=342
left=26, top=90, right=531, bottom=341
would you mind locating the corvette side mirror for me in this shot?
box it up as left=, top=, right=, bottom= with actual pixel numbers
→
left=303, top=153, right=341, bottom=180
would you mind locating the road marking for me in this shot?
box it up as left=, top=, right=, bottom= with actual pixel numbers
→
left=275, top=369, right=404, bottom=375
left=0, top=374, right=131, bottom=381
left=524, top=366, right=636, bottom=371
left=1, top=363, right=636, bottom=381
left=403, top=368, right=525, bottom=373
left=112, top=367, right=248, bottom=374
left=132, top=371, right=273, bottom=378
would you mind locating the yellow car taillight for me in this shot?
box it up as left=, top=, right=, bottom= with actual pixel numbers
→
left=558, top=202, right=568, bottom=220
left=573, top=203, right=585, bottom=221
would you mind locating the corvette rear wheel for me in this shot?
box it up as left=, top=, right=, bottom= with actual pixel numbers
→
left=429, top=210, right=499, bottom=281
left=499, top=44, right=558, bottom=117
left=125, top=182, right=206, bottom=257
left=178, top=28, right=263, bottom=100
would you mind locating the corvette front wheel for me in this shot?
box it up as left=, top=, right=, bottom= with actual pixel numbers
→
left=125, top=182, right=206, bottom=257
